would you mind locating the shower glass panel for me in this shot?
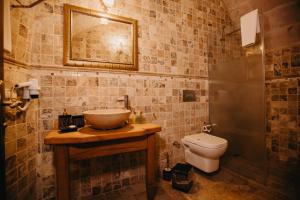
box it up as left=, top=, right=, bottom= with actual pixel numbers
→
left=209, top=30, right=267, bottom=183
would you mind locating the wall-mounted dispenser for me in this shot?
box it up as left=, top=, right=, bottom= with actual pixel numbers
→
left=15, top=79, right=39, bottom=99
left=4, top=79, right=40, bottom=112
left=14, top=79, right=40, bottom=111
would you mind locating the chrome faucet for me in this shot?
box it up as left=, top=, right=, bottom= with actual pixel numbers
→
left=202, top=123, right=217, bottom=134
left=117, top=95, right=130, bottom=110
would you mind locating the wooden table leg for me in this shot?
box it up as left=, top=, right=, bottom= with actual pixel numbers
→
left=146, top=134, right=157, bottom=200
left=54, top=146, right=70, bottom=200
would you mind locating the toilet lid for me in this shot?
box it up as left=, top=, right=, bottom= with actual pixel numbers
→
left=183, top=133, right=227, bottom=149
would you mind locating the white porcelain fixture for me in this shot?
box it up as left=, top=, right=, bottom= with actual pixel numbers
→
left=83, top=109, right=131, bottom=130
left=182, top=133, right=228, bottom=173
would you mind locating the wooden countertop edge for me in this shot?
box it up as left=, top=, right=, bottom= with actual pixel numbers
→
left=143, top=126, right=162, bottom=134
left=44, top=130, right=146, bottom=145
left=44, top=123, right=161, bottom=145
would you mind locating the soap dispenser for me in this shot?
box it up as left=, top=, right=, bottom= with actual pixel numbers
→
left=135, top=111, right=145, bottom=124
left=129, top=109, right=136, bottom=124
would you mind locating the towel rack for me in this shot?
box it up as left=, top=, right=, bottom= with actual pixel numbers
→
left=12, top=0, right=45, bottom=9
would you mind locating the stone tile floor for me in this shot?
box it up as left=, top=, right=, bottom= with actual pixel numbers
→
left=222, top=157, right=300, bottom=200
left=96, top=166, right=300, bottom=200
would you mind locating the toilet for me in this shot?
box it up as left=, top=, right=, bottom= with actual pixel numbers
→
left=182, top=133, right=228, bottom=173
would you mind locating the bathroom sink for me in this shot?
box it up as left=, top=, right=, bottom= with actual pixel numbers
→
left=83, top=109, right=131, bottom=130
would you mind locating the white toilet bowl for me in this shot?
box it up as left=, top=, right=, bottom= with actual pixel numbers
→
left=182, top=133, right=228, bottom=173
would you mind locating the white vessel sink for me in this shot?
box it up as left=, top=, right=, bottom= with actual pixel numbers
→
left=83, top=109, right=131, bottom=130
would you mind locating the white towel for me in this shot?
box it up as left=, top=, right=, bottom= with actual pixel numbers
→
left=240, top=9, right=260, bottom=47
left=4, top=0, right=12, bottom=53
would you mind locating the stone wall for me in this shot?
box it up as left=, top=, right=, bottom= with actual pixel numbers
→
left=5, top=0, right=33, bottom=63
left=4, top=0, right=229, bottom=199
left=4, top=63, right=38, bottom=200
left=265, top=44, right=300, bottom=161
left=27, top=0, right=228, bottom=76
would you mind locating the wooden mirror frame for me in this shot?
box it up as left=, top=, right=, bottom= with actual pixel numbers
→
left=63, top=4, right=138, bottom=71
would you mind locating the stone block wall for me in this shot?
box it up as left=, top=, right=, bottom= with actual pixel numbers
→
left=265, top=44, right=300, bottom=161
left=4, top=63, right=38, bottom=200
left=26, top=0, right=229, bottom=76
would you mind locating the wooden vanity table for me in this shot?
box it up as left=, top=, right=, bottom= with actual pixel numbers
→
left=44, top=123, right=161, bottom=200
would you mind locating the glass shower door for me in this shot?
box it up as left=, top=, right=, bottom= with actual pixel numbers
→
left=209, top=32, right=267, bottom=183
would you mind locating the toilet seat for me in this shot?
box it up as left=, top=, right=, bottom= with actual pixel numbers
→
left=183, top=133, right=227, bottom=149
left=182, top=133, right=228, bottom=173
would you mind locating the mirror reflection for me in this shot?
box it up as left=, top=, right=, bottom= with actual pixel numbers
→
left=71, top=11, right=133, bottom=64
left=63, top=4, right=138, bottom=70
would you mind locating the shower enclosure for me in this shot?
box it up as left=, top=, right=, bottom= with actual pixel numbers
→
left=208, top=23, right=267, bottom=182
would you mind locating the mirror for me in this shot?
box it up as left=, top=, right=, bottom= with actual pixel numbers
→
left=64, top=4, right=138, bottom=70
